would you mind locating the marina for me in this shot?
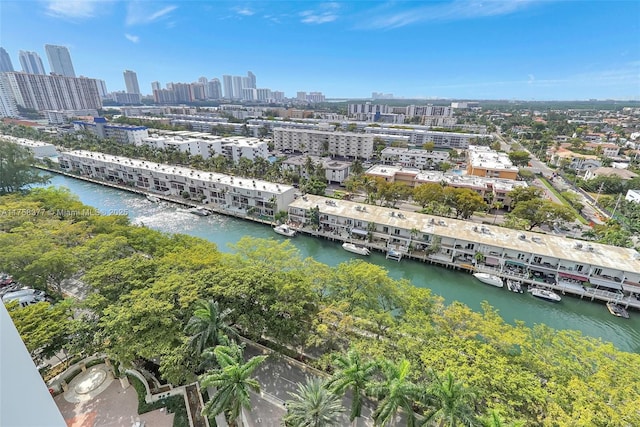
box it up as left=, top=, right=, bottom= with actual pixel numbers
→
left=473, top=273, right=504, bottom=288
left=342, top=242, right=371, bottom=256
left=35, top=172, right=640, bottom=353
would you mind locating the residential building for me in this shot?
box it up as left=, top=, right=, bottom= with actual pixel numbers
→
left=281, top=155, right=352, bottom=184
left=58, top=150, right=296, bottom=215
left=151, top=81, right=161, bottom=92
left=232, top=76, right=243, bottom=99
left=242, top=88, right=257, bottom=101
left=220, top=137, right=269, bottom=162
left=548, top=147, right=602, bottom=172
left=208, top=78, right=222, bottom=100
left=584, top=167, right=639, bottom=181
left=381, top=147, right=450, bottom=169
left=1, top=135, right=58, bottom=158
left=18, top=51, right=45, bottom=74
left=256, top=88, right=272, bottom=102
left=72, top=117, right=148, bottom=144
left=246, top=71, right=256, bottom=89
left=123, top=70, right=140, bottom=94
left=0, top=75, right=18, bottom=118
left=96, top=79, right=108, bottom=98
left=287, top=194, right=640, bottom=295
left=273, top=128, right=374, bottom=159
left=626, top=189, right=640, bottom=203
left=140, top=134, right=223, bottom=158
left=297, top=92, right=307, bottom=102
left=466, top=145, right=519, bottom=180
left=113, top=91, right=141, bottom=105
left=44, top=109, right=99, bottom=124
left=44, top=44, right=76, bottom=77
left=0, top=47, right=14, bottom=72
left=222, top=75, right=233, bottom=99
left=3, top=72, right=102, bottom=111
left=364, top=125, right=488, bottom=149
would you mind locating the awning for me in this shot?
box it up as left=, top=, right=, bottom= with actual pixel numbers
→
left=485, top=257, right=499, bottom=266
left=350, top=228, right=368, bottom=236
left=505, top=260, right=526, bottom=267
left=558, top=272, right=589, bottom=282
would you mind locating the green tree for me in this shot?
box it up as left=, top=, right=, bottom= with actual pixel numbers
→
left=509, top=199, right=575, bottom=231
left=327, top=349, right=377, bottom=423
left=421, top=370, right=477, bottom=427
left=185, top=299, right=238, bottom=358
left=199, top=344, right=267, bottom=427
left=507, top=151, right=531, bottom=167
left=369, top=359, right=419, bottom=427
left=413, top=183, right=445, bottom=208
left=284, top=378, right=345, bottom=427
left=0, top=140, right=50, bottom=194
left=506, top=186, right=544, bottom=208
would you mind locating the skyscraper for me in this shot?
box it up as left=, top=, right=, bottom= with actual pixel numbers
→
left=247, top=71, right=256, bottom=89
left=232, top=76, right=243, bottom=99
left=0, top=47, right=14, bottom=72
left=123, top=70, right=140, bottom=94
left=3, top=72, right=101, bottom=110
left=44, top=44, right=76, bottom=77
left=96, top=80, right=108, bottom=98
left=222, top=75, right=233, bottom=99
left=0, top=75, right=19, bottom=118
left=18, top=51, right=45, bottom=75
left=209, top=79, right=222, bottom=100
left=151, top=81, right=161, bottom=92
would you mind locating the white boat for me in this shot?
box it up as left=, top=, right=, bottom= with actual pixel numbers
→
left=146, top=194, right=160, bottom=203
left=606, top=302, right=629, bottom=319
left=273, top=224, right=297, bottom=237
left=506, top=279, right=524, bottom=293
left=529, top=287, right=562, bottom=302
left=473, top=273, right=504, bottom=288
left=189, top=207, right=210, bottom=216
left=342, top=242, right=371, bottom=256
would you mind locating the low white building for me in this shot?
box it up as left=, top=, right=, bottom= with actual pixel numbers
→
left=0, top=135, right=58, bottom=158
left=626, top=189, right=640, bottom=203
left=282, top=155, right=352, bottom=184
left=58, top=150, right=296, bottom=215
left=73, top=117, right=148, bottom=145
left=140, top=134, right=223, bottom=159
left=381, top=147, right=450, bottom=169
left=220, top=137, right=269, bottom=162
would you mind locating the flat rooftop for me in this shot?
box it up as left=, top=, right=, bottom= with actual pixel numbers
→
left=63, top=150, right=294, bottom=194
left=289, top=194, right=640, bottom=274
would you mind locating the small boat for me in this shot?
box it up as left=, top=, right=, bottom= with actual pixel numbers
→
left=189, top=207, right=210, bottom=216
left=606, top=302, right=629, bottom=319
left=506, top=279, right=523, bottom=293
left=342, top=242, right=371, bottom=256
left=473, top=273, right=504, bottom=288
left=146, top=194, right=160, bottom=203
left=529, top=287, right=562, bottom=302
left=273, top=224, right=297, bottom=237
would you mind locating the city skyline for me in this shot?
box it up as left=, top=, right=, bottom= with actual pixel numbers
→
left=0, top=1, right=638, bottom=100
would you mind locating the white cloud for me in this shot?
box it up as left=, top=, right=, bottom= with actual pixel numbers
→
left=362, top=0, right=543, bottom=30
left=45, top=0, right=105, bottom=19
left=126, top=1, right=177, bottom=26
left=125, top=33, right=140, bottom=43
left=300, top=2, right=340, bottom=24
left=234, top=7, right=255, bottom=16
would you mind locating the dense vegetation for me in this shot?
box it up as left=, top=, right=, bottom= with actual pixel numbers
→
left=2, top=187, right=639, bottom=425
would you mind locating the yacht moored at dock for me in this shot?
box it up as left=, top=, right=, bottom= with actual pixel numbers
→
left=342, top=242, right=370, bottom=256
left=529, top=287, right=562, bottom=302
left=506, top=279, right=524, bottom=293
left=273, top=224, right=297, bottom=237
left=606, top=302, right=630, bottom=318
left=189, top=207, right=210, bottom=216
left=473, top=273, right=504, bottom=288
left=146, top=194, right=160, bottom=203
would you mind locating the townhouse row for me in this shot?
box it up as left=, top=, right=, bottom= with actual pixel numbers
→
left=58, top=151, right=296, bottom=216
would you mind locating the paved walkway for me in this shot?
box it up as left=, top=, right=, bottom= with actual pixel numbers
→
left=54, top=364, right=174, bottom=427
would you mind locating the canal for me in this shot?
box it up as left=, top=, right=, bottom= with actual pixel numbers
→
left=43, top=174, right=640, bottom=353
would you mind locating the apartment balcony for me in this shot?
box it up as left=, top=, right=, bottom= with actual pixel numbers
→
left=530, top=262, right=558, bottom=271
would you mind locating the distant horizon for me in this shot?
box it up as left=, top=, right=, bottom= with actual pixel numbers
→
left=2, top=1, right=638, bottom=100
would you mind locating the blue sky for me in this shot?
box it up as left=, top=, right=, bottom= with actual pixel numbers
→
left=1, top=0, right=639, bottom=100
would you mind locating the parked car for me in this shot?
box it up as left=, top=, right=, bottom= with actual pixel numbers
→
left=0, top=273, right=14, bottom=287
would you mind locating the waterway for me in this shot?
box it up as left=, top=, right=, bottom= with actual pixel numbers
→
left=42, top=174, right=640, bottom=353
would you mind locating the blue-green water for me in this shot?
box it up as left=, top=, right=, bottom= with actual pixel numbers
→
left=40, top=174, right=640, bottom=352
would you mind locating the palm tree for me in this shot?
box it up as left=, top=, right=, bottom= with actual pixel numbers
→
left=327, top=350, right=377, bottom=424
left=185, top=299, right=238, bottom=358
left=199, top=343, right=267, bottom=427
left=420, top=370, right=477, bottom=427
left=283, top=377, right=344, bottom=427
left=369, top=359, right=419, bottom=427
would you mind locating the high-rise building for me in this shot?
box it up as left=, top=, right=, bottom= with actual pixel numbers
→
left=209, top=78, right=222, bottom=100
left=44, top=44, right=76, bottom=77
left=123, top=70, right=140, bottom=94
left=297, top=91, right=307, bottom=102
left=256, top=88, right=272, bottom=102
left=151, top=81, right=161, bottom=92
left=96, top=79, right=108, bottom=98
left=0, top=74, right=19, bottom=118
left=272, top=91, right=285, bottom=102
left=3, top=72, right=101, bottom=111
left=173, top=83, right=194, bottom=103
left=0, top=47, right=14, bottom=72
left=222, top=75, right=233, bottom=99
left=247, top=71, right=256, bottom=89
left=18, top=51, right=45, bottom=75
left=232, top=76, right=243, bottom=99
